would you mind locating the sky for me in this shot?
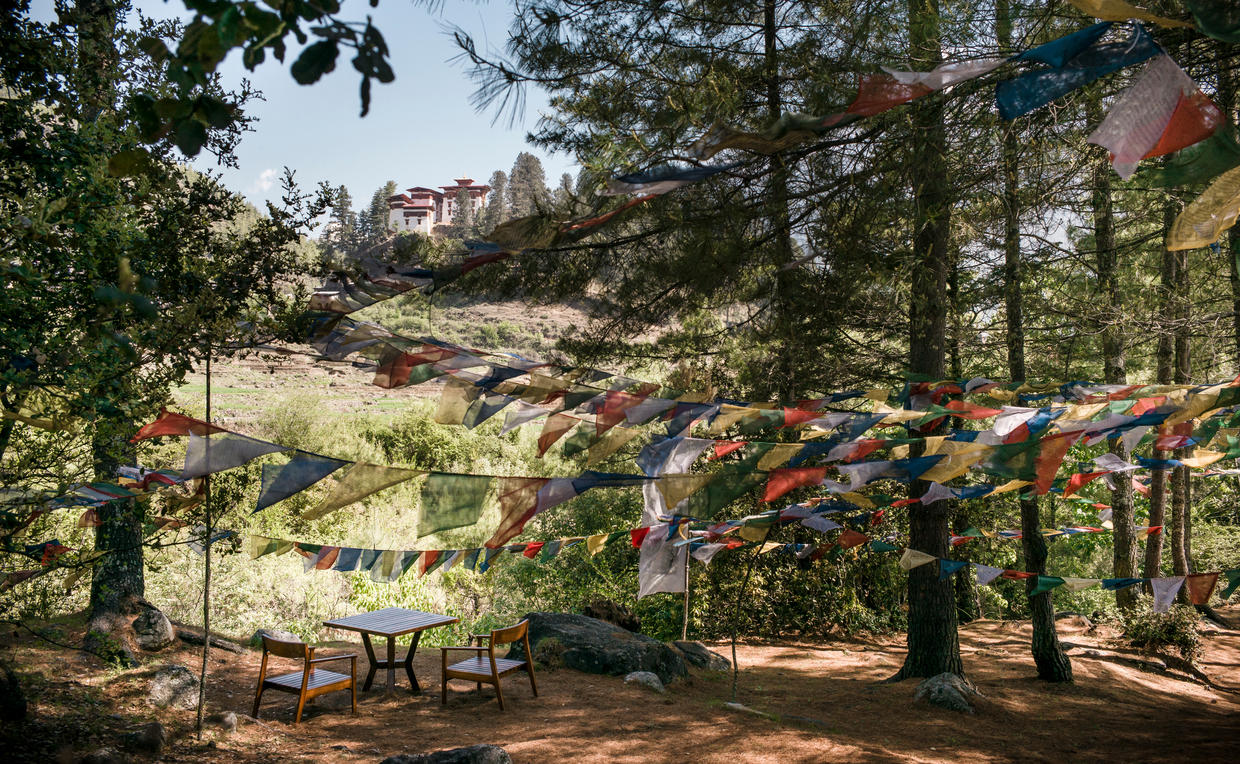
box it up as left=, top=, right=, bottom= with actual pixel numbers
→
left=30, top=0, right=575, bottom=213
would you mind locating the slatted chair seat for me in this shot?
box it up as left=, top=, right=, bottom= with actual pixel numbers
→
left=444, top=656, right=527, bottom=677
left=252, top=635, right=357, bottom=724
left=440, top=619, right=538, bottom=711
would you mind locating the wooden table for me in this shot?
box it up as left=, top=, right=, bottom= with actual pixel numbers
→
left=323, top=607, right=458, bottom=694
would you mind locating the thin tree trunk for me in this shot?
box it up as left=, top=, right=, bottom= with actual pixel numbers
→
left=893, top=0, right=962, bottom=680
left=1170, top=255, right=1192, bottom=598
left=1092, top=120, right=1138, bottom=611
left=997, top=1, right=1070, bottom=677
left=1146, top=203, right=1177, bottom=584
left=196, top=348, right=213, bottom=735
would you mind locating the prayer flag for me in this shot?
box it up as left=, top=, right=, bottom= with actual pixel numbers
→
left=303, top=462, right=423, bottom=520
left=938, top=559, right=967, bottom=581
left=1087, top=55, right=1200, bottom=179
left=1221, top=569, right=1240, bottom=599
left=538, top=413, right=578, bottom=456
left=485, top=477, right=550, bottom=548
left=974, top=564, right=1005, bottom=586
left=762, top=467, right=828, bottom=503
left=181, top=432, right=283, bottom=480
left=1184, top=572, right=1219, bottom=604
left=898, top=549, right=936, bottom=570
left=419, top=473, right=493, bottom=537
left=1030, top=575, right=1066, bottom=596
left=1187, top=0, right=1240, bottom=43
left=255, top=452, right=350, bottom=512
left=1151, top=576, right=1186, bottom=611
left=132, top=409, right=225, bottom=441
left=847, top=74, right=932, bottom=116
left=1167, top=164, right=1240, bottom=251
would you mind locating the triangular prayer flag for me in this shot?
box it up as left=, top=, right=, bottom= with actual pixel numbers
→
left=1151, top=576, right=1186, bottom=611
left=1029, top=575, right=1066, bottom=596
left=1184, top=572, right=1220, bottom=605
left=898, top=548, right=936, bottom=570
left=938, top=559, right=967, bottom=581
left=180, top=432, right=284, bottom=480
left=762, top=467, right=828, bottom=503
left=132, top=409, right=225, bottom=442
left=1220, top=568, right=1240, bottom=599
left=485, top=477, right=550, bottom=548
left=302, top=462, right=423, bottom=520
left=837, top=529, right=869, bottom=550
left=537, top=413, right=578, bottom=456
left=974, top=564, right=1004, bottom=585
left=255, top=452, right=350, bottom=512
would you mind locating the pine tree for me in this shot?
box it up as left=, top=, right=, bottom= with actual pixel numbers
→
left=357, top=180, right=397, bottom=244
left=481, top=170, right=508, bottom=233
left=507, top=152, right=549, bottom=218
left=323, top=184, right=357, bottom=253
left=451, top=187, right=475, bottom=237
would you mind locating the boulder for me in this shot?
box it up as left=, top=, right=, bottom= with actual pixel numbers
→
left=209, top=710, right=238, bottom=734
left=122, top=721, right=166, bottom=756
left=623, top=671, right=665, bottom=693
left=582, top=599, right=641, bottom=632
left=380, top=745, right=512, bottom=764
left=0, top=659, right=27, bottom=721
left=671, top=640, right=730, bottom=671
left=132, top=609, right=175, bottom=652
left=913, top=673, right=981, bottom=714
left=146, top=665, right=200, bottom=710
left=249, top=628, right=300, bottom=648
left=510, top=613, right=687, bottom=685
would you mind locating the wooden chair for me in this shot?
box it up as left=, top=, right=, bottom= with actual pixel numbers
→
left=440, top=620, right=538, bottom=710
left=252, top=635, right=356, bottom=724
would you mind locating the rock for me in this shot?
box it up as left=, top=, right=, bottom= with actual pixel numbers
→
left=510, top=613, right=687, bottom=685
left=132, top=609, right=176, bottom=652
left=146, top=665, right=200, bottom=710
left=249, top=628, right=300, bottom=648
left=531, top=637, right=566, bottom=668
left=172, top=623, right=245, bottom=654
left=623, top=671, right=665, bottom=693
left=671, top=640, right=730, bottom=671
left=380, top=744, right=512, bottom=764
left=582, top=599, right=641, bottom=632
left=913, top=673, right=981, bottom=714
left=83, top=627, right=138, bottom=669
left=122, top=721, right=166, bottom=756
left=0, top=659, right=27, bottom=722
left=79, top=748, right=127, bottom=764
left=208, top=710, right=238, bottom=734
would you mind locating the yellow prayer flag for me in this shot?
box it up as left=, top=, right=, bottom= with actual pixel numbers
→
left=1062, top=577, right=1102, bottom=592
left=1168, top=165, right=1240, bottom=251
left=586, top=428, right=642, bottom=466
left=864, top=388, right=890, bottom=402
left=898, top=549, right=937, bottom=570
left=657, top=474, right=715, bottom=509
left=838, top=492, right=874, bottom=509
left=1180, top=450, right=1225, bottom=468
left=585, top=533, right=610, bottom=556
left=987, top=479, right=1031, bottom=496
left=709, top=404, right=760, bottom=434
left=755, top=443, right=805, bottom=471
left=1066, top=0, right=1193, bottom=29
left=434, top=378, right=477, bottom=425
left=758, top=541, right=782, bottom=554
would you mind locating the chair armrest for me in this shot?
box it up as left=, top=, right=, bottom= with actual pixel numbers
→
left=470, top=634, right=492, bottom=645
left=309, top=654, right=356, bottom=666
left=440, top=645, right=488, bottom=653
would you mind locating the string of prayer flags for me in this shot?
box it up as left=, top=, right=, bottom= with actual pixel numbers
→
left=255, top=452, right=350, bottom=512
left=1187, top=0, right=1240, bottom=43
left=603, top=163, right=737, bottom=197
left=997, top=23, right=1158, bottom=120
left=1087, top=55, right=1222, bottom=180
left=881, top=58, right=1007, bottom=91
left=302, top=462, right=424, bottom=520
left=1066, top=0, right=1194, bottom=28
left=131, top=409, right=226, bottom=442
left=1167, top=165, right=1240, bottom=250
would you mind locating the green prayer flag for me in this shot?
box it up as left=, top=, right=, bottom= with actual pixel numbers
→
left=418, top=473, right=492, bottom=537
left=1188, top=0, right=1240, bottom=43
left=1029, top=575, right=1066, bottom=596
left=1221, top=568, right=1240, bottom=600
left=683, top=470, right=766, bottom=516
left=869, top=540, right=900, bottom=553
left=560, top=424, right=597, bottom=459
left=1137, top=125, right=1240, bottom=187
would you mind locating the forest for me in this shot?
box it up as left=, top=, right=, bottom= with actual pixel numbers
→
left=2, top=0, right=1240, bottom=762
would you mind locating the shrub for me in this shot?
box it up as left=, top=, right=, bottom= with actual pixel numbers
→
left=1122, top=603, right=1201, bottom=663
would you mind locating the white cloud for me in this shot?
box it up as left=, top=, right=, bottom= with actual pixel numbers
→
left=250, top=168, right=279, bottom=195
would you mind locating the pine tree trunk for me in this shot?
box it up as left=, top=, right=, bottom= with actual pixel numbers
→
left=1170, top=244, right=1192, bottom=599
left=88, top=421, right=145, bottom=617
left=893, top=0, right=962, bottom=680
left=1092, top=130, right=1138, bottom=610
left=1021, top=497, right=1072, bottom=680
left=1146, top=203, right=1177, bottom=583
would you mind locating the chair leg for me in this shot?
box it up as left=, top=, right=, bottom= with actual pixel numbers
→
left=295, top=692, right=308, bottom=725
left=494, top=680, right=506, bottom=711
left=351, top=681, right=357, bottom=715
left=527, top=666, right=538, bottom=697
left=252, top=685, right=264, bottom=719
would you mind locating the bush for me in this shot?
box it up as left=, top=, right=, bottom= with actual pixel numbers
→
left=1122, top=603, right=1201, bottom=663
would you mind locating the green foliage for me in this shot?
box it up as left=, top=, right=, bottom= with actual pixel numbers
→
left=1122, top=603, right=1202, bottom=663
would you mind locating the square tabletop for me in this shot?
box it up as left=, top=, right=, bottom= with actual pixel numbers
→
left=323, top=607, right=458, bottom=638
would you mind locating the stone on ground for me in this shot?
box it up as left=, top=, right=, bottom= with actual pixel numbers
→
left=249, top=628, right=300, bottom=648
left=623, top=671, right=666, bottom=693
left=78, top=747, right=126, bottom=764
left=671, top=640, right=731, bottom=671
left=379, top=744, right=511, bottom=764
left=132, top=609, right=175, bottom=652
left=146, top=665, right=200, bottom=710
left=122, top=721, right=166, bottom=755
left=913, top=672, right=981, bottom=714
left=511, top=613, right=687, bottom=685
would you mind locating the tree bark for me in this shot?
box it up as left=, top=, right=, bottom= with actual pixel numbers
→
left=893, top=0, right=962, bottom=680
left=1091, top=121, right=1138, bottom=611
left=1145, top=202, right=1178, bottom=584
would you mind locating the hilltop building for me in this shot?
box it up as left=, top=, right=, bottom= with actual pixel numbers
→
left=387, top=176, right=490, bottom=235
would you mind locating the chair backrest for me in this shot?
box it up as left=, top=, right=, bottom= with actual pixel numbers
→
left=262, top=635, right=310, bottom=660
left=490, top=620, right=529, bottom=646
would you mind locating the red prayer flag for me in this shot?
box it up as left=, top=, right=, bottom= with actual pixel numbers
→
left=844, top=438, right=886, bottom=463
left=1001, top=570, right=1035, bottom=580
left=836, top=529, right=869, bottom=549
left=630, top=527, right=651, bottom=548
left=486, top=477, right=550, bottom=549
left=1155, top=421, right=1194, bottom=451
left=943, top=400, right=1002, bottom=419
left=780, top=407, right=822, bottom=428
left=1132, top=476, right=1151, bottom=497
left=521, top=542, right=544, bottom=559
left=846, top=74, right=933, bottom=116
left=712, top=441, right=747, bottom=460
left=131, top=409, right=225, bottom=442
left=762, top=467, right=828, bottom=503
left=1130, top=396, right=1166, bottom=415
left=1064, top=470, right=1109, bottom=498
left=1034, top=431, right=1082, bottom=495
left=1145, top=90, right=1224, bottom=159
left=418, top=550, right=441, bottom=575
left=1185, top=572, right=1220, bottom=605
left=597, top=391, right=645, bottom=435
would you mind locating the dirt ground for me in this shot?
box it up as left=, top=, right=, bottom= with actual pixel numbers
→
left=4, top=611, right=1239, bottom=763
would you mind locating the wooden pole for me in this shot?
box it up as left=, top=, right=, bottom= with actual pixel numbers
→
left=195, top=345, right=212, bottom=737
left=680, top=523, right=690, bottom=642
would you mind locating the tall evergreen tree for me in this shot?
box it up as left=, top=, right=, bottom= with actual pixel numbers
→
left=357, top=180, right=397, bottom=245
left=323, top=184, right=357, bottom=253
left=481, top=170, right=508, bottom=233
left=507, top=151, right=549, bottom=218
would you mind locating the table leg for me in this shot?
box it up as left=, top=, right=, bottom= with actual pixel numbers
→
left=361, top=633, right=378, bottom=691
left=403, top=631, right=423, bottom=693
left=386, top=636, right=398, bottom=693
